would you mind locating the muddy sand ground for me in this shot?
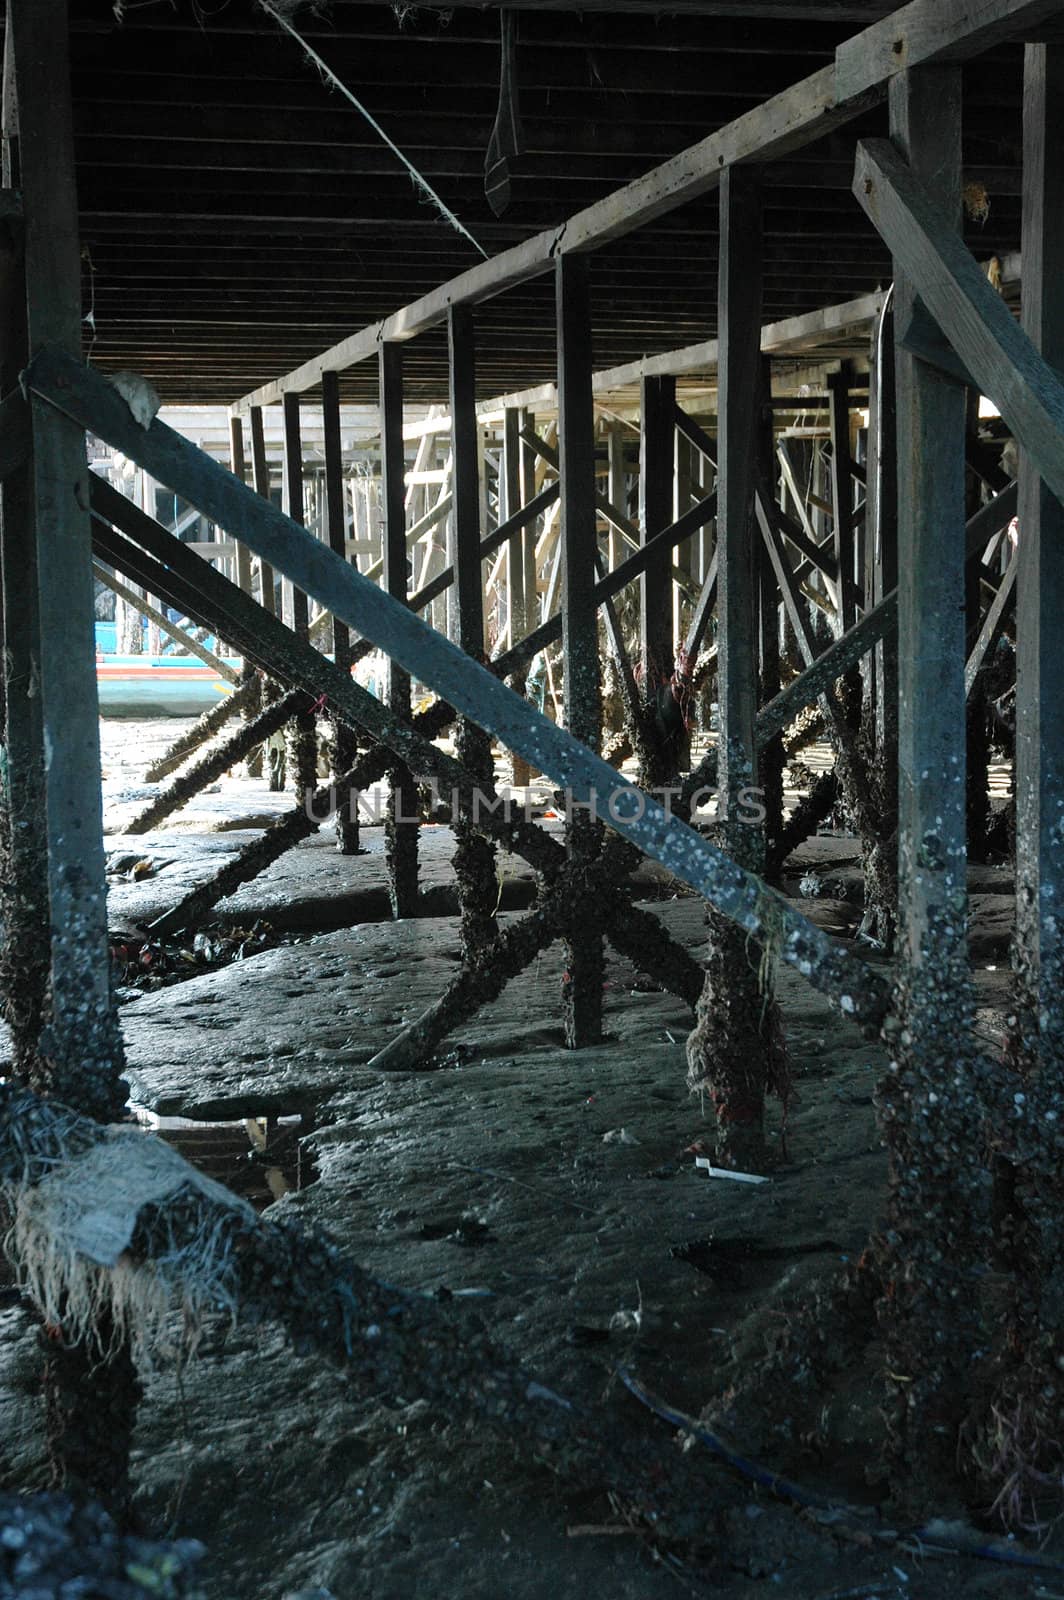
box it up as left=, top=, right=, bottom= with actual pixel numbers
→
left=1, top=720, right=1050, bottom=1600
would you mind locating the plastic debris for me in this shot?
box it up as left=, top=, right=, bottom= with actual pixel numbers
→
left=695, top=1156, right=769, bottom=1185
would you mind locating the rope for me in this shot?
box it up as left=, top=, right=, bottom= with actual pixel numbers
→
left=257, top=1, right=489, bottom=260
left=618, top=1370, right=1064, bottom=1578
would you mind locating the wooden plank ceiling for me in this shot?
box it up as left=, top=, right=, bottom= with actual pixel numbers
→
left=34, top=0, right=1026, bottom=403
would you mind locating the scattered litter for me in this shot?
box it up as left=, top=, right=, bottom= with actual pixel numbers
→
left=602, top=1127, right=639, bottom=1146
left=695, top=1156, right=769, bottom=1185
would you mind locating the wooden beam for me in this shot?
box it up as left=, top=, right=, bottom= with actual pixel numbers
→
left=836, top=0, right=1064, bottom=103
left=1014, top=40, right=1064, bottom=1055
left=853, top=137, right=1064, bottom=509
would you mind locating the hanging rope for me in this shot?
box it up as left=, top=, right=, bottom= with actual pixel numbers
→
left=257, top=1, right=489, bottom=260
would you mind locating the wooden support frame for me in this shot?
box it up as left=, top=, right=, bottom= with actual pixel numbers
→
left=33, top=348, right=893, bottom=1030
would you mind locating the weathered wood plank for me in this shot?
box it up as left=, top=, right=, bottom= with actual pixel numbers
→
left=33, top=347, right=891, bottom=1030
left=853, top=135, right=1064, bottom=508
left=837, top=0, right=1064, bottom=103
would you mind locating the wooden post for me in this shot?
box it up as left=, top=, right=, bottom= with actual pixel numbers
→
left=890, top=68, right=970, bottom=1002
left=8, top=0, right=124, bottom=1117
left=828, top=365, right=858, bottom=635
left=248, top=405, right=276, bottom=618
left=639, top=375, right=676, bottom=695
left=504, top=405, right=531, bottom=786
left=715, top=168, right=763, bottom=869
left=1014, top=41, right=1064, bottom=1079
left=380, top=343, right=419, bottom=910
left=229, top=413, right=263, bottom=777
left=7, top=0, right=137, bottom=1509
left=281, top=391, right=317, bottom=803
left=881, top=63, right=981, bottom=1505
left=322, top=369, right=360, bottom=855
left=449, top=305, right=498, bottom=958
left=685, top=165, right=776, bottom=1163
left=556, top=253, right=603, bottom=1048
left=0, top=42, right=48, bottom=1080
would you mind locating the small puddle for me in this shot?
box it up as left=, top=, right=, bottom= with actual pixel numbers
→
left=131, top=1106, right=318, bottom=1210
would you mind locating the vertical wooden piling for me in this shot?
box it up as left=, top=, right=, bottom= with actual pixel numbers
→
left=9, top=0, right=125, bottom=1118
left=248, top=405, right=277, bottom=618
left=556, top=253, right=604, bottom=1048
left=503, top=406, right=531, bottom=786
left=229, top=414, right=264, bottom=777
left=322, top=369, right=360, bottom=856
left=0, top=48, right=48, bottom=1078
left=7, top=0, right=138, bottom=1507
left=828, top=366, right=857, bottom=635
left=381, top=344, right=420, bottom=910
left=1014, top=42, right=1064, bottom=1077
left=639, top=375, right=676, bottom=704
left=686, top=168, right=781, bottom=1160
left=881, top=64, right=982, bottom=1504
left=281, top=391, right=317, bottom=802
left=449, top=306, right=498, bottom=958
